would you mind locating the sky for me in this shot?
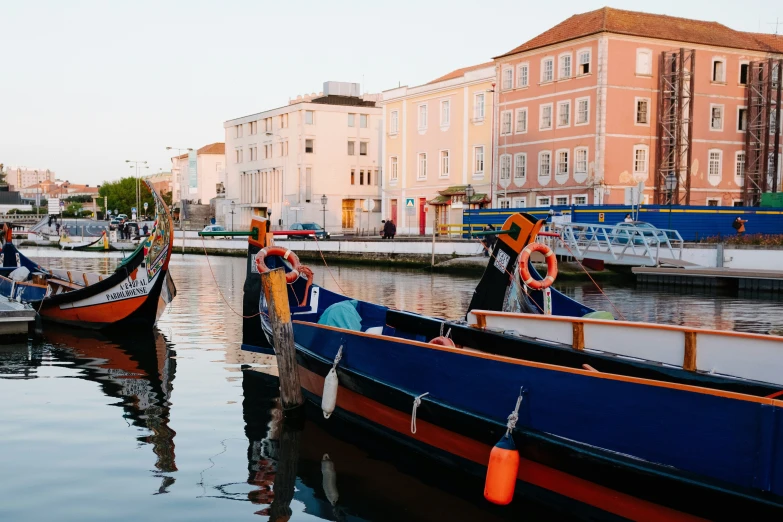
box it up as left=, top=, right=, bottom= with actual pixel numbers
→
left=1, top=0, right=781, bottom=186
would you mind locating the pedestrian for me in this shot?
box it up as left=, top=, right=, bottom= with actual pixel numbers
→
left=624, top=213, right=633, bottom=223
left=732, top=216, right=748, bottom=236
left=55, top=222, right=61, bottom=235
left=481, top=224, right=496, bottom=257
left=142, top=224, right=149, bottom=236
left=389, top=219, right=396, bottom=239
left=380, top=220, right=387, bottom=239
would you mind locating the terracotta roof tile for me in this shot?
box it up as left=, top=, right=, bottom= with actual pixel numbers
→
left=496, top=7, right=783, bottom=58
left=197, top=142, right=225, bottom=155
left=427, top=61, right=495, bottom=85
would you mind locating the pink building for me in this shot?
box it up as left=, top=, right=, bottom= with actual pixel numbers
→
left=493, top=7, right=783, bottom=208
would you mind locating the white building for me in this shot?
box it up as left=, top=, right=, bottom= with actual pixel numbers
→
left=170, top=143, right=225, bottom=205
left=223, top=82, right=383, bottom=232
left=3, top=167, right=56, bottom=190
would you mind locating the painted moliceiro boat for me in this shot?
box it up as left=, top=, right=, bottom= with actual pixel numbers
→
left=0, top=180, right=175, bottom=330
left=60, top=230, right=116, bottom=251
left=241, top=212, right=783, bottom=520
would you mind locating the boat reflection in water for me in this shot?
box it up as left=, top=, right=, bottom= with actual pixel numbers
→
left=241, top=368, right=596, bottom=522
left=44, top=328, right=177, bottom=491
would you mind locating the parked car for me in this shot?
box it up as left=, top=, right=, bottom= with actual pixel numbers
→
left=613, top=221, right=669, bottom=245
left=109, top=218, right=121, bottom=231
left=201, top=224, right=230, bottom=238
left=290, top=222, right=330, bottom=240
left=117, top=214, right=128, bottom=224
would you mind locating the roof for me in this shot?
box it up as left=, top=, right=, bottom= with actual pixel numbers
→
left=198, top=142, right=225, bottom=155
left=496, top=7, right=783, bottom=59
left=427, top=61, right=496, bottom=85
left=309, top=95, right=376, bottom=107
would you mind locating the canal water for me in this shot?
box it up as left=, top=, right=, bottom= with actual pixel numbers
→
left=2, top=248, right=782, bottom=522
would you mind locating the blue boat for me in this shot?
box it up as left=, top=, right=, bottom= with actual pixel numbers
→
left=240, top=212, right=783, bottom=520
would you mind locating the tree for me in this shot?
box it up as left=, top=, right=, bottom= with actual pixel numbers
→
left=64, top=202, right=83, bottom=217
left=98, top=177, right=157, bottom=218
left=0, top=163, right=6, bottom=185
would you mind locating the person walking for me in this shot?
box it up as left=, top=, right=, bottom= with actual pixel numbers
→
left=732, top=216, right=748, bottom=236
left=624, top=213, right=634, bottom=223
left=481, top=224, right=496, bottom=257
left=142, top=224, right=149, bottom=236
left=380, top=220, right=387, bottom=239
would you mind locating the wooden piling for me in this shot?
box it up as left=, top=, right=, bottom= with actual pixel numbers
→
left=261, top=267, right=304, bottom=411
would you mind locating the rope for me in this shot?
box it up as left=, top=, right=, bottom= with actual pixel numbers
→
left=557, top=240, right=626, bottom=321
left=311, top=234, right=347, bottom=296
left=410, top=392, right=430, bottom=434
left=506, top=388, right=525, bottom=436
left=332, top=345, right=343, bottom=369
left=200, top=235, right=263, bottom=319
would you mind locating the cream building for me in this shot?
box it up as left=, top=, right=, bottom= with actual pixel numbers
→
left=171, top=143, right=224, bottom=205
left=3, top=167, right=56, bottom=190
left=379, top=63, right=496, bottom=235
left=223, top=82, right=382, bottom=232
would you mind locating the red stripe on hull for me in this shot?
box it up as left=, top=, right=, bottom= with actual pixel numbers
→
left=298, top=366, right=706, bottom=522
left=41, top=295, right=147, bottom=326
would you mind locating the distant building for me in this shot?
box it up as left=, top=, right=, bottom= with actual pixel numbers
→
left=170, top=143, right=225, bottom=205
left=18, top=180, right=99, bottom=200
left=492, top=7, right=783, bottom=208
left=223, top=82, right=382, bottom=232
left=3, top=167, right=56, bottom=190
left=379, top=63, right=496, bottom=235
left=144, top=171, right=173, bottom=198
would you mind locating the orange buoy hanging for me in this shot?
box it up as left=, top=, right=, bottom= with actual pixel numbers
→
left=429, top=336, right=455, bottom=347
left=254, top=246, right=302, bottom=284
left=484, top=432, right=520, bottom=505
left=518, top=242, right=557, bottom=290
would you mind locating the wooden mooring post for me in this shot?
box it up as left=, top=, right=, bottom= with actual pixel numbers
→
left=261, top=267, right=304, bottom=412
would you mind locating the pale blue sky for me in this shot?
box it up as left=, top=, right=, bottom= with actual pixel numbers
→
left=1, top=0, right=780, bottom=185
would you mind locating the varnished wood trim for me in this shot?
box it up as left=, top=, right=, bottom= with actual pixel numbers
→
left=573, top=321, right=585, bottom=351
left=66, top=271, right=73, bottom=283
left=683, top=332, right=697, bottom=371
left=475, top=314, right=486, bottom=329
left=82, top=273, right=90, bottom=286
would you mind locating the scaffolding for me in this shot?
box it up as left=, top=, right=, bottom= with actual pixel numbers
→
left=655, top=49, right=695, bottom=205
left=743, top=58, right=783, bottom=205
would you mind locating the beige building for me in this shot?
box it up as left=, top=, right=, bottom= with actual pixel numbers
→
left=223, top=82, right=382, bottom=232
left=379, top=63, right=496, bottom=235
left=171, top=143, right=225, bottom=205
left=3, top=166, right=56, bottom=190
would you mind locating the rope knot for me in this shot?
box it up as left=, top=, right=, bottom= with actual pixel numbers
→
left=410, top=392, right=430, bottom=434
left=506, top=392, right=524, bottom=436
left=332, top=346, right=343, bottom=370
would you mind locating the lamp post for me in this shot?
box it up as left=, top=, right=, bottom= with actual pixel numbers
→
left=465, top=184, right=475, bottom=239
left=230, top=200, right=236, bottom=231
left=665, top=173, right=677, bottom=229
left=125, top=160, right=148, bottom=219
left=320, top=194, right=328, bottom=231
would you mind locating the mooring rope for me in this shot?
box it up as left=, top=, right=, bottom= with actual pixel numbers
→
left=410, top=392, right=430, bottom=434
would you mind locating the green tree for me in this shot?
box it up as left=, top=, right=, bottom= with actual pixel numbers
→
left=98, top=177, right=158, bottom=218
left=64, top=202, right=83, bottom=217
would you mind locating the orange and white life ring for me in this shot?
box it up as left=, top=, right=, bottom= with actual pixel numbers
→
left=254, top=246, right=302, bottom=284
left=518, top=243, right=557, bottom=290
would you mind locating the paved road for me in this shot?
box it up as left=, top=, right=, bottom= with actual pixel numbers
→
left=35, top=219, right=154, bottom=237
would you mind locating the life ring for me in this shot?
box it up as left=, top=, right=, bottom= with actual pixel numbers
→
left=254, top=246, right=302, bottom=284
left=429, top=336, right=455, bottom=347
left=518, top=243, right=557, bottom=290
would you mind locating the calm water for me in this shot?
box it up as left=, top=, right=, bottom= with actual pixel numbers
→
left=1, top=248, right=782, bottom=522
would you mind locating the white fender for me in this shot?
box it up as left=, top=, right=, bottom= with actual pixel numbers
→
left=322, top=367, right=338, bottom=419
left=321, top=453, right=339, bottom=505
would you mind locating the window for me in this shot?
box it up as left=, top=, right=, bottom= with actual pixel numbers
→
left=474, top=93, right=485, bottom=120
left=280, top=141, right=288, bottom=156
left=501, top=110, right=512, bottom=135
left=559, top=53, right=571, bottom=79
left=540, top=103, right=553, bottom=129
left=235, top=148, right=243, bottom=163
left=573, top=194, right=588, bottom=205
left=706, top=198, right=720, bottom=207
left=305, top=139, right=314, bottom=153
left=235, top=124, right=243, bottom=138
left=360, top=114, right=368, bottom=128
left=740, top=62, right=749, bottom=85
left=636, top=49, right=652, bottom=75
left=389, top=156, right=398, bottom=181
left=348, top=114, right=355, bottom=127
left=556, top=149, right=569, bottom=178
left=710, top=105, right=724, bottom=131
left=555, top=196, right=569, bottom=206
left=538, top=151, right=552, bottom=180
left=440, top=150, right=450, bottom=177
left=499, top=154, right=511, bottom=182
left=738, top=107, right=748, bottom=131
left=502, top=67, right=513, bottom=90
left=517, top=63, right=529, bottom=87
left=771, top=110, right=778, bottom=135
left=576, top=97, right=589, bottom=125
left=305, top=110, right=314, bottom=124
left=708, top=150, right=722, bottom=185
left=389, top=110, right=399, bottom=134
left=417, top=153, right=427, bottom=179
left=360, top=170, right=364, bottom=185
left=514, top=153, right=526, bottom=183
left=733, top=199, right=744, bottom=207
left=280, top=113, right=288, bottom=128
left=574, top=147, right=588, bottom=178
left=537, top=196, right=551, bottom=207
left=350, top=169, right=355, bottom=185
left=542, top=58, right=554, bottom=83
left=515, top=108, right=527, bottom=133
left=577, top=49, right=591, bottom=75
left=360, top=142, right=367, bottom=156
left=474, top=146, right=485, bottom=174
left=512, top=197, right=526, bottom=207
left=498, top=198, right=511, bottom=209
left=635, top=98, right=649, bottom=125
left=441, top=100, right=450, bottom=126
left=633, top=145, right=649, bottom=176
left=418, top=104, right=428, bottom=130
left=249, top=121, right=257, bottom=135
left=735, top=151, right=746, bottom=184
left=347, top=141, right=355, bottom=155
left=557, top=100, right=570, bottom=127
left=712, top=58, right=726, bottom=83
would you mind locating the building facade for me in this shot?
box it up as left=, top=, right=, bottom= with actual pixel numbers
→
left=143, top=171, right=173, bottom=198
left=3, top=167, right=56, bottom=190
left=171, top=143, right=224, bottom=206
left=223, top=82, right=382, bottom=232
left=492, top=7, right=783, bottom=209
left=380, top=63, right=496, bottom=235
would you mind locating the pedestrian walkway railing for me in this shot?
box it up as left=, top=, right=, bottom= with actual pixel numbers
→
left=538, top=222, right=685, bottom=266
left=437, top=223, right=488, bottom=237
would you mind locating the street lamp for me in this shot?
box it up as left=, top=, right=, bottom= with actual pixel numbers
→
left=465, top=184, right=475, bottom=239
left=665, top=173, right=677, bottom=229
left=230, top=200, right=236, bottom=231
left=126, top=160, right=148, bottom=219
left=320, top=194, right=328, bottom=231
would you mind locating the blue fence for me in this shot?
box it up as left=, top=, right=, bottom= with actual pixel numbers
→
left=465, top=205, right=783, bottom=242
